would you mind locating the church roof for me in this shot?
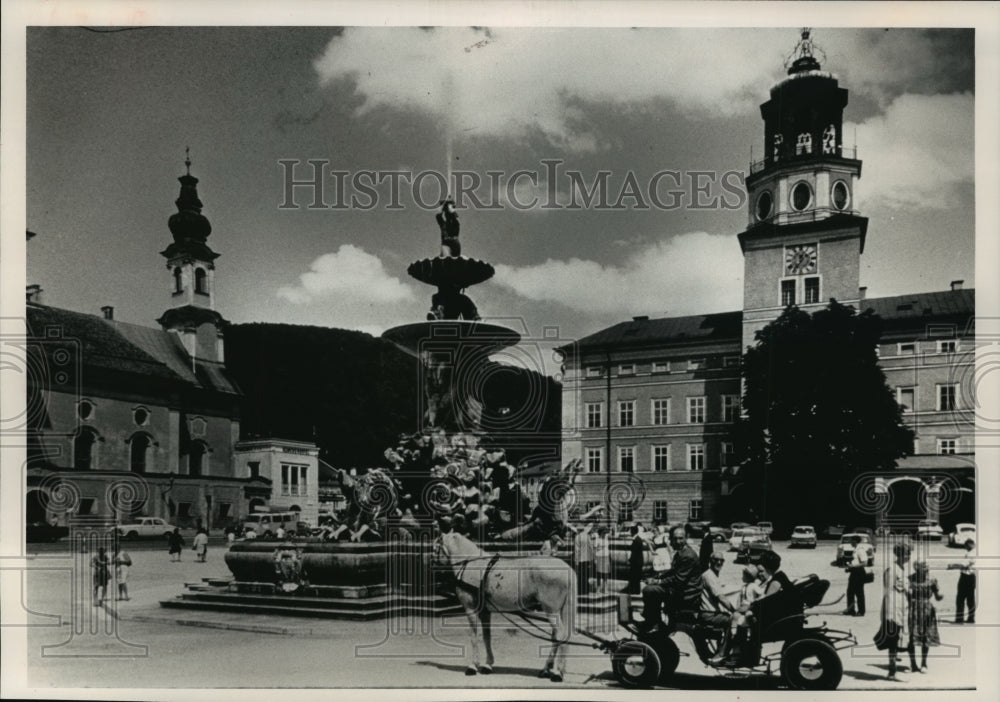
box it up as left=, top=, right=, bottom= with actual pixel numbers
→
left=570, top=288, right=975, bottom=353
left=26, top=302, right=240, bottom=396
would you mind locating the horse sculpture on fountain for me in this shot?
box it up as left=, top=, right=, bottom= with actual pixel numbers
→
left=433, top=524, right=576, bottom=682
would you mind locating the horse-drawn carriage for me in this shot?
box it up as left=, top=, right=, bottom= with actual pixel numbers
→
left=606, top=574, right=856, bottom=690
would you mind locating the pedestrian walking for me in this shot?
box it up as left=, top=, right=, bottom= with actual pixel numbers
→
left=843, top=535, right=870, bottom=616
left=948, top=540, right=976, bottom=624
left=90, top=547, right=111, bottom=606
left=167, top=528, right=184, bottom=562
left=874, top=542, right=911, bottom=681
left=907, top=560, right=944, bottom=673
left=627, top=525, right=646, bottom=595
left=573, top=522, right=595, bottom=595
left=192, top=529, right=209, bottom=562
left=113, top=546, right=132, bottom=601
left=594, top=527, right=611, bottom=594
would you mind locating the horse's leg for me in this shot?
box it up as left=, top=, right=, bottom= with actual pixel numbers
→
left=478, top=609, right=494, bottom=673
left=550, top=590, right=574, bottom=683
left=458, top=592, right=481, bottom=676
left=540, top=612, right=558, bottom=678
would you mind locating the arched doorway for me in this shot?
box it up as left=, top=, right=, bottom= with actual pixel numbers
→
left=188, top=442, right=206, bottom=477
left=74, top=428, right=99, bottom=470
left=129, top=434, right=151, bottom=472
left=884, top=477, right=927, bottom=531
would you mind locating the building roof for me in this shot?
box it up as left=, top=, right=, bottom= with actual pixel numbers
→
left=570, top=288, right=975, bottom=353
left=26, top=302, right=240, bottom=396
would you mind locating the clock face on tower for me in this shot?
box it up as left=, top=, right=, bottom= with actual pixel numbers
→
left=785, top=244, right=817, bottom=275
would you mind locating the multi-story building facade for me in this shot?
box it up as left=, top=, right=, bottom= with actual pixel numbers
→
left=561, top=32, right=975, bottom=530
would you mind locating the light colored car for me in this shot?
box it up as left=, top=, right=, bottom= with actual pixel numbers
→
left=916, top=520, right=944, bottom=541
left=949, top=523, right=976, bottom=547
left=737, top=533, right=773, bottom=563
left=729, top=526, right=764, bottom=551
left=115, top=517, right=177, bottom=540
left=836, top=533, right=875, bottom=566
left=756, top=521, right=774, bottom=536
left=790, top=525, right=817, bottom=548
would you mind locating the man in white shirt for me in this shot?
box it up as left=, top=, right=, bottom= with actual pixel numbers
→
left=843, top=536, right=869, bottom=616
left=949, top=540, right=976, bottom=623
left=700, top=554, right=736, bottom=663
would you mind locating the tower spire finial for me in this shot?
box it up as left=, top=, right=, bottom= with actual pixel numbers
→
left=185, top=146, right=191, bottom=176
left=784, top=27, right=826, bottom=74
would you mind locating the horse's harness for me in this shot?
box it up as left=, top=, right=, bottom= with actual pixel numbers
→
left=450, top=553, right=502, bottom=609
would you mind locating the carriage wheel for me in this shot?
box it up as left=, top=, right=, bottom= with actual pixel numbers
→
left=780, top=639, right=843, bottom=690
left=612, top=640, right=661, bottom=688
left=638, top=631, right=680, bottom=681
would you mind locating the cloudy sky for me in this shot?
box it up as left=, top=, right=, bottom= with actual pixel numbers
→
left=24, top=23, right=979, bottom=363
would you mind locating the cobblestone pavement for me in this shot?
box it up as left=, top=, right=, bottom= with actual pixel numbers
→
left=14, top=538, right=982, bottom=691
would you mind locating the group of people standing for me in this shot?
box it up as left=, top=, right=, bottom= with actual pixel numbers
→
left=876, top=539, right=976, bottom=681
left=89, top=545, right=131, bottom=606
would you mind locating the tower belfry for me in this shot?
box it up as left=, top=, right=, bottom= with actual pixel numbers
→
left=157, top=153, right=228, bottom=363
left=739, top=29, right=868, bottom=349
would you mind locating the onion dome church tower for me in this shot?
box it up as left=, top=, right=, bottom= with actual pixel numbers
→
left=739, top=29, right=868, bottom=350
left=157, top=151, right=228, bottom=363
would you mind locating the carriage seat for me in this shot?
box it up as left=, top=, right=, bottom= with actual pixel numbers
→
left=748, top=574, right=829, bottom=643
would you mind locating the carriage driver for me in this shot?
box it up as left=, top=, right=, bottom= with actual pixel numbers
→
left=638, top=525, right=702, bottom=631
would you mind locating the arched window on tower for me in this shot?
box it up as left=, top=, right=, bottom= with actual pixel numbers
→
left=194, top=268, right=208, bottom=295
left=795, top=132, right=812, bottom=155
left=189, top=441, right=208, bottom=477
left=173, top=267, right=183, bottom=293
left=129, top=433, right=151, bottom=473
left=822, top=124, right=837, bottom=154
left=74, top=427, right=100, bottom=470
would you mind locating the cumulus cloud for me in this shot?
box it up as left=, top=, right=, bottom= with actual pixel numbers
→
left=277, top=244, right=415, bottom=304
left=493, top=231, right=742, bottom=317
left=849, top=92, right=974, bottom=210
left=313, top=28, right=971, bottom=150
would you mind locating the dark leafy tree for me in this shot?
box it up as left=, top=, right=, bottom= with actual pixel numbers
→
left=732, top=300, right=913, bottom=529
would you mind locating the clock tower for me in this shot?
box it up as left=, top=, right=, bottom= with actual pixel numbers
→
left=739, top=30, right=868, bottom=350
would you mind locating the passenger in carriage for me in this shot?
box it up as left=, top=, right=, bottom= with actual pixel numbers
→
left=699, top=554, right=738, bottom=664
left=638, top=525, right=702, bottom=632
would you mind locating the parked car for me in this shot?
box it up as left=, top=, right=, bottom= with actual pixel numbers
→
left=948, top=523, right=976, bottom=547
left=916, top=520, right=944, bottom=541
left=243, top=511, right=301, bottom=538
left=836, top=533, right=875, bottom=566
left=708, top=526, right=729, bottom=543
left=736, top=533, right=774, bottom=564
left=26, top=521, right=69, bottom=543
left=823, top=524, right=847, bottom=538
left=729, top=526, right=764, bottom=551
left=789, top=525, right=817, bottom=548
left=114, top=517, right=178, bottom=540
left=685, top=520, right=712, bottom=538
left=756, top=521, right=774, bottom=537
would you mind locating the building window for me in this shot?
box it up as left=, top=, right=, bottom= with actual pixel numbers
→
left=898, top=342, right=916, bottom=355
left=722, top=395, right=740, bottom=423
left=791, top=181, right=812, bottom=210
left=688, top=358, right=705, bottom=371
left=652, top=445, right=670, bottom=472
left=281, top=463, right=309, bottom=496
left=617, top=502, right=634, bottom=523
left=74, top=428, right=99, bottom=470
left=586, top=448, right=603, bottom=473
left=723, top=356, right=740, bottom=369
left=652, top=398, right=671, bottom=425
left=687, top=443, right=705, bottom=471
left=804, top=277, right=820, bottom=304
left=653, top=500, right=669, bottom=523
left=177, top=502, right=192, bottom=519
left=619, top=364, right=635, bottom=376
left=129, top=434, right=150, bottom=472
left=781, top=279, right=796, bottom=307
left=133, top=407, right=149, bottom=426
left=188, top=441, right=207, bottom=477
left=78, top=400, right=94, bottom=420
left=795, top=132, right=812, bottom=155
left=194, top=268, right=208, bottom=295
left=937, top=438, right=958, bottom=455
left=652, top=360, right=670, bottom=374
left=897, top=387, right=915, bottom=413
left=937, top=340, right=958, bottom=354
left=937, top=384, right=958, bottom=411
left=586, top=402, right=603, bottom=428
left=217, top=502, right=232, bottom=520
left=618, top=400, right=635, bottom=427
left=689, top=499, right=704, bottom=521
left=721, top=442, right=734, bottom=468
left=173, top=267, right=183, bottom=293
left=586, top=366, right=603, bottom=378
left=687, top=396, right=706, bottom=424
left=247, top=461, right=260, bottom=479
left=618, top=446, right=635, bottom=473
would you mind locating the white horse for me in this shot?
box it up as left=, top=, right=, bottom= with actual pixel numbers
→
left=434, top=530, right=576, bottom=681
